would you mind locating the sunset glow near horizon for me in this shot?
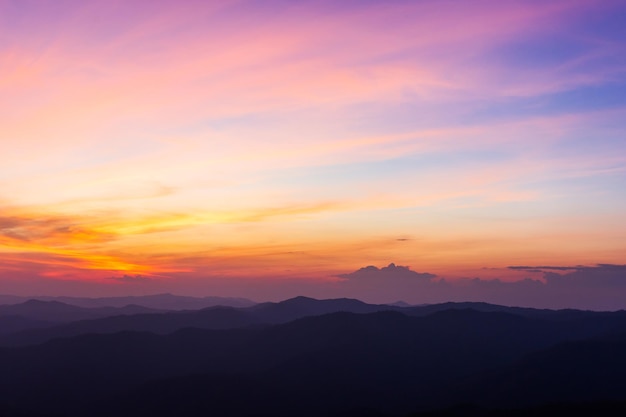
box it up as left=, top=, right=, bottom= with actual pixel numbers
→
left=1, top=0, right=626, bottom=303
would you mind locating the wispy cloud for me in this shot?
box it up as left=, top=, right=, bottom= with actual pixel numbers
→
left=0, top=213, right=114, bottom=245
left=1, top=0, right=625, bottom=294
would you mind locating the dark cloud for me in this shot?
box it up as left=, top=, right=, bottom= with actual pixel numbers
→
left=3, top=258, right=625, bottom=310
left=542, top=264, right=626, bottom=288
left=330, top=263, right=440, bottom=304
left=337, top=263, right=436, bottom=281
left=508, top=265, right=587, bottom=271
left=108, top=274, right=153, bottom=283
left=0, top=215, right=57, bottom=241
left=508, top=264, right=626, bottom=288
left=328, top=263, right=626, bottom=310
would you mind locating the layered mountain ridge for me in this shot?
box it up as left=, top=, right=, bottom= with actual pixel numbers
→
left=0, top=295, right=624, bottom=417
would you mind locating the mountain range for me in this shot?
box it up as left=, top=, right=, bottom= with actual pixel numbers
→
left=0, top=293, right=256, bottom=310
left=0, top=295, right=625, bottom=416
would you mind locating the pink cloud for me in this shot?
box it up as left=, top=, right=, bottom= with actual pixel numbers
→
left=1, top=0, right=625, bottom=298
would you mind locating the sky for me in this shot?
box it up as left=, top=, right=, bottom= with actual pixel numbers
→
left=1, top=0, right=626, bottom=308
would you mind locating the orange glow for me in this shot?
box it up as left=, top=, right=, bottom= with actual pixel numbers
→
left=1, top=0, right=625, bottom=300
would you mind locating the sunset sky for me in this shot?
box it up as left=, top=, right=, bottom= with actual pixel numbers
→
left=1, top=0, right=626, bottom=306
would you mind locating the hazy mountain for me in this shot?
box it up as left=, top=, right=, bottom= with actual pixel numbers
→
left=3, top=296, right=625, bottom=347
left=0, top=316, right=56, bottom=336
left=0, top=296, right=393, bottom=346
left=403, top=301, right=596, bottom=320
left=0, top=293, right=256, bottom=310
left=0, top=306, right=256, bottom=346
left=0, top=299, right=162, bottom=321
left=248, top=295, right=393, bottom=320
left=0, top=295, right=29, bottom=306
left=387, top=300, right=414, bottom=307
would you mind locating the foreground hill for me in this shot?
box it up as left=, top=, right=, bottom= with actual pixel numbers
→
left=1, top=302, right=626, bottom=417
left=457, top=335, right=626, bottom=408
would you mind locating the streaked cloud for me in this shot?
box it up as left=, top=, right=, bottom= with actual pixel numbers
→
left=0, top=0, right=625, bottom=301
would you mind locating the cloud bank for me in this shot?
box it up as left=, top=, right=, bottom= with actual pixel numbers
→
left=332, top=263, right=626, bottom=310
left=1, top=262, right=625, bottom=310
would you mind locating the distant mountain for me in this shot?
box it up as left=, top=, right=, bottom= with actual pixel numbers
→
left=0, top=306, right=257, bottom=346
left=0, top=299, right=162, bottom=323
left=249, top=295, right=392, bottom=321
left=3, top=296, right=625, bottom=348
left=387, top=300, right=414, bottom=307
left=0, top=316, right=56, bottom=336
left=0, top=293, right=256, bottom=310
left=404, top=301, right=595, bottom=320
left=0, top=296, right=391, bottom=346
left=0, top=295, right=28, bottom=306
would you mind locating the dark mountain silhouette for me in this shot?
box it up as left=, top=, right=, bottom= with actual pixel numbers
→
left=89, top=310, right=626, bottom=417
left=0, top=327, right=259, bottom=415
left=408, top=401, right=626, bottom=417
left=1, top=298, right=626, bottom=416
left=249, top=295, right=392, bottom=320
left=403, top=301, right=597, bottom=320
left=1, top=306, right=626, bottom=416
left=453, top=335, right=626, bottom=408
left=0, top=401, right=43, bottom=417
